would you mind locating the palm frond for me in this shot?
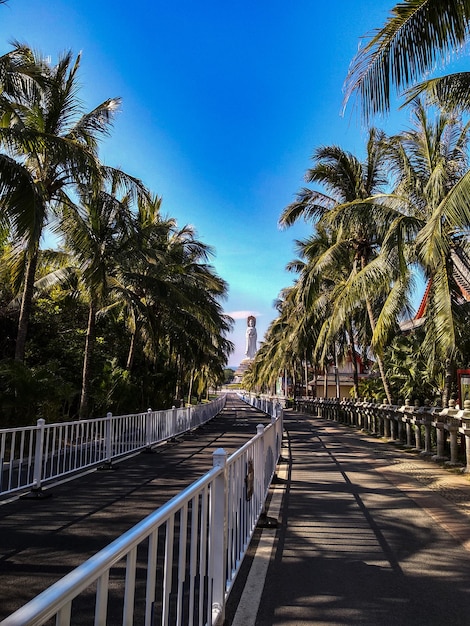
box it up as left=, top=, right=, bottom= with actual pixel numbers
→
left=278, top=188, right=334, bottom=228
left=403, top=72, right=470, bottom=111
left=343, top=0, right=470, bottom=119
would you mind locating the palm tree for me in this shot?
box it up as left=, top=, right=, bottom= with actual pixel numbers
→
left=106, top=194, right=176, bottom=372
left=59, top=185, right=134, bottom=418
left=0, top=44, right=121, bottom=362
left=343, top=0, right=470, bottom=119
left=279, top=129, right=397, bottom=402
left=105, top=195, right=233, bottom=404
left=291, top=225, right=364, bottom=398
left=386, top=100, right=470, bottom=405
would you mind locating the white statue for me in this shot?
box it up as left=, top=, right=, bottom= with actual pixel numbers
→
left=245, top=315, right=257, bottom=359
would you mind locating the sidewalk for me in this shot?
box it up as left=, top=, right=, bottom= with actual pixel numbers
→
left=229, top=409, right=470, bottom=626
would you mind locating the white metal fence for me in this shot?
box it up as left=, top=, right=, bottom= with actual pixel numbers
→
left=237, top=392, right=283, bottom=421
left=0, top=397, right=226, bottom=498
left=0, top=399, right=283, bottom=626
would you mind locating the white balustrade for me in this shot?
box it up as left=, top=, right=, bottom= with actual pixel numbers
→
left=0, top=395, right=227, bottom=498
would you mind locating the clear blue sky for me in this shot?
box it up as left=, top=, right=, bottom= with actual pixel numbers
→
left=1, top=0, right=416, bottom=366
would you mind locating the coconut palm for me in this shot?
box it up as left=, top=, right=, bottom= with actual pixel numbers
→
left=0, top=44, right=121, bottom=362
left=291, top=224, right=365, bottom=398
left=279, top=129, right=398, bottom=402
left=107, top=196, right=233, bottom=403
left=105, top=194, right=176, bottom=372
left=386, top=100, right=470, bottom=404
left=343, top=0, right=470, bottom=119
left=58, top=184, right=134, bottom=418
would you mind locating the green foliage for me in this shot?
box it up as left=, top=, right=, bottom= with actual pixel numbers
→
left=223, top=368, right=235, bottom=384
left=0, top=360, right=75, bottom=426
left=0, top=44, right=234, bottom=424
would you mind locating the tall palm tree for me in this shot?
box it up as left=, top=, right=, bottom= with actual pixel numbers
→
left=343, top=0, right=470, bottom=119
left=387, top=100, right=470, bottom=404
left=59, top=185, right=134, bottom=418
left=0, top=44, right=121, bottom=362
left=292, top=225, right=364, bottom=398
left=279, top=129, right=397, bottom=402
left=106, top=194, right=176, bottom=372
left=106, top=195, right=233, bottom=403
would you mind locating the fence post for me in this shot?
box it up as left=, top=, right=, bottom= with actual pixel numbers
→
left=211, top=448, right=227, bottom=625
left=144, top=408, right=154, bottom=453
left=256, top=424, right=266, bottom=513
left=172, top=406, right=179, bottom=437
left=97, top=412, right=114, bottom=471
left=32, top=418, right=46, bottom=494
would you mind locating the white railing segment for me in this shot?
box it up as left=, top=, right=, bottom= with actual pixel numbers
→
left=0, top=396, right=226, bottom=498
left=0, top=402, right=283, bottom=626
left=237, top=392, right=283, bottom=421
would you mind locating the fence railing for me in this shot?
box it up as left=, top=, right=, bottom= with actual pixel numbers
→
left=237, top=392, right=283, bottom=420
left=0, top=399, right=283, bottom=626
left=0, top=396, right=226, bottom=498
left=294, top=396, right=470, bottom=468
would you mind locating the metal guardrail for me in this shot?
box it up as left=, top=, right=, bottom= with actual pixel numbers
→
left=0, top=398, right=283, bottom=626
left=0, top=396, right=226, bottom=498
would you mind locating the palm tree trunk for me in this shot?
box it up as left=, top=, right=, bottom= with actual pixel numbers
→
left=174, top=353, right=181, bottom=401
left=126, top=329, right=137, bottom=371
left=365, top=296, right=393, bottom=403
left=350, top=350, right=360, bottom=399
left=361, top=257, right=393, bottom=404
left=442, top=358, right=453, bottom=408
left=79, top=300, right=96, bottom=419
left=187, top=368, right=194, bottom=406
left=304, top=354, right=309, bottom=398
left=15, top=251, right=39, bottom=362
left=347, top=319, right=360, bottom=398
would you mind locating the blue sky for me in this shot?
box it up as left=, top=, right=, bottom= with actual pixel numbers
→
left=1, top=0, right=418, bottom=365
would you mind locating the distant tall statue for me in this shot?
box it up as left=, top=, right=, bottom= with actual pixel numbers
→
left=245, top=315, right=257, bottom=359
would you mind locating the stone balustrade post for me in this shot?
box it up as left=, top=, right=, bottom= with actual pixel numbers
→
left=369, top=402, right=377, bottom=434
left=355, top=400, right=362, bottom=426
left=362, top=400, right=370, bottom=431
left=433, top=403, right=450, bottom=462
left=447, top=420, right=461, bottom=466
left=396, top=402, right=406, bottom=443
left=422, top=412, right=433, bottom=456
left=399, top=399, right=413, bottom=447
left=445, top=400, right=462, bottom=467
left=350, top=400, right=357, bottom=427
left=411, top=401, right=421, bottom=451
left=369, top=401, right=375, bottom=433
left=380, top=399, right=391, bottom=439
left=390, top=406, right=398, bottom=441
left=460, top=400, right=470, bottom=473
